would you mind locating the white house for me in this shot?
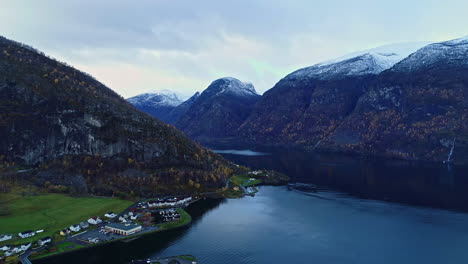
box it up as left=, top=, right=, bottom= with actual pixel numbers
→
left=118, top=216, right=128, bottom=223
left=104, top=212, right=117, bottom=218
left=11, top=247, right=23, bottom=253
left=0, top=245, right=11, bottom=251
left=88, top=217, right=102, bottom=225
left=80, top=221, right=89, bottom=229
left=0, top=234, right=12, bottom=242
left=20, top=242, right=32, bottom=251
left=18, top=230, right=35, bottom=238
left=38, top=236, right=52, bottom=246
left=130, top=214, right=140, bottom=220
left=5, top=250, right=14, bottom=257
left=70, top=224, right=81, bottom=232
left=147, top=196, right=192, bottom=208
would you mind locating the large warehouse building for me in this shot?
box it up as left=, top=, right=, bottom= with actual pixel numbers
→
left=105, top=223, right=142, bottom=236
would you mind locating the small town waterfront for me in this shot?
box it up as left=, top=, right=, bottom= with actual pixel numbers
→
left=36, top=149, right=468, bottom=264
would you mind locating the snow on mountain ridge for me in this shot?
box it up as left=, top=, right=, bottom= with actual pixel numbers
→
left=127, top=91, right=183, bottom=107
left=286, top=42, right=429, bottom=80
left=209, top=77, right=258, bottom=97
left=391, top=36, right=468, bottom=72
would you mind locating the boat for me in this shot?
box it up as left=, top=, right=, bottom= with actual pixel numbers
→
left=287, top=182, right=318, bottom=192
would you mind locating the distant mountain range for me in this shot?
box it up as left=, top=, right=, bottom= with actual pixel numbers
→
left=130, top=36, right=468, bottom=164
left=239, top=36, right=468, bottom=163
left=0, top=36, right=234, bottom=197
left=127, top=91, right=184, bottom=123
left=130, top=77, right=261, bottom=141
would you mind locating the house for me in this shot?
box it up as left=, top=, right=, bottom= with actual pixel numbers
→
left=4, top=250, right=14, bottom=257
left=0, top=245, right=11, bottom=251
left=11, top=246, right=23, bottom=253
left=105, top=223, right=142, bottom=236
left=80, top=221, right=89, bottom=229
left=119, top=216, right=128, bottom=223
left=104, top=212, right=117, bottom=218
left=60, top=228, right=71, bottom=236
left=147, top=196, right=192, bottom=208
left=20, top=242, right=32, bottom=251
left=88, top=216, right=102, bottom=225
left=38, top=236, right=52, bottom=246
left=18, top=230, right=35, bottom=238
left=130, top=213, right=141, bottom=220
left=0, top=234, right=12, bottom=242
left=70, top=224, right=81, bottom=232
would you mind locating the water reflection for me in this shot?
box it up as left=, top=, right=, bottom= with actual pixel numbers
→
left=212, top=149, right=269, bottom=156
left=219, top=147, right=468, bottom=212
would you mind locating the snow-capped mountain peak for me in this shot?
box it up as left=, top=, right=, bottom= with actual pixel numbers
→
left=207, top=77, right=258, bottom=97
left=286, top=42, right=428, bottom=80
left=127, top=91, right=183, bottom=107
left=391, top=35, right=468, bottom=72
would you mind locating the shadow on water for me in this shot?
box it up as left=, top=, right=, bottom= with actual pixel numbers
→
left=218, top=146, right=468, bottom=212
left=34, top=198, right=226, bottom=264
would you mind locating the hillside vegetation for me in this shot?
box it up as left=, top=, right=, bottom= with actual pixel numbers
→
left=0, top=36, right=236, bottom=196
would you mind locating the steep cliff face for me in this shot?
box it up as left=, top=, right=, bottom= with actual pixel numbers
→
left=175, top=77, right=261, bottom=141
left=318, top=37, right=468, bottom=163
left=239, top=43, right=425, bottom=147
left=0, top=36, right=233, bottom=196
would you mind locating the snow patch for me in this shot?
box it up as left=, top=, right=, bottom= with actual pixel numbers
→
left=286, top=42, right=428, bottom=80
left=392, top=35, right=468, bottom=72
left=211, top=77, right=258, bottom=97
left=127, top=91, right=183, bottom=107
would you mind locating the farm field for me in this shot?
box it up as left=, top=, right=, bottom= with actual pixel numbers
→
left=0, top=193, right=132, bottom=246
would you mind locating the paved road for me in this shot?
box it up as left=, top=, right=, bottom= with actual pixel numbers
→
left=19, top=253, right=32, bottom=264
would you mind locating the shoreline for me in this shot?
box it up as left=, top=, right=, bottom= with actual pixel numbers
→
left=29, top=207, right=193, bottom=262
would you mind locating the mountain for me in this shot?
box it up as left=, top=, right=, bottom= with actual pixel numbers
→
left=238, top=43, right=427, bottom=147
left=127, top=90, right=183, bottom=123
left=0, top=36, right=234, bottom=197
left=317, top=36, right=468, bottom=163
left=165, top=91, right=200, bottom=124
left=175, top=77, right=261, bottom=141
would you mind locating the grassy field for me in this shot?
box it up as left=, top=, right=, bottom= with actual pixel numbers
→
left=157, top=208, right=192, bottom=230
left=0, top=193, right=132, bottom=246
left=31, top=241, right=85, bottom=259
left=230, top=175, right=262, bottom=187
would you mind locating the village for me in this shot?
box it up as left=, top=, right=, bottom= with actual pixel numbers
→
left=0, top=196, right=193, bottom=262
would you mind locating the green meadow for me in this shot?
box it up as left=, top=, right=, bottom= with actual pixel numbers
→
left=0, top=193, right=132, bottom=246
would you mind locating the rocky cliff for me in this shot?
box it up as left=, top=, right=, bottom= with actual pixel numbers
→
left=318, top=37, right=468, bottom=163
left=175, top=77, right=261, bottom=141
left=0, top=36, right=234, bottom=196
left=238, top=43, right=425, bottom=147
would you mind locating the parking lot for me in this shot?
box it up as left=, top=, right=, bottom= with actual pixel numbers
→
left=70, top=223, right=160, bottom=245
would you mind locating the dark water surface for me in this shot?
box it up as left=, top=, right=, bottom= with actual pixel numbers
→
left=37, top=149, right=468, bottom=264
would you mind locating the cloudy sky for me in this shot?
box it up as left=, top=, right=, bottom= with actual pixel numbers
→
left=1, top=0, right=467, bottom=98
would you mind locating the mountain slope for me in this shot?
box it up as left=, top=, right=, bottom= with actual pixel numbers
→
left=175, top=77, right=261, bottom=141
left=318, top=36, right=468, bottom=163
left=238, top=43, right=426, bottom=146
left=127, top=91, right=183, bottom=123
left=165, top=91, right=200, bottom=124
left=0, top=36, right=233, bottom=196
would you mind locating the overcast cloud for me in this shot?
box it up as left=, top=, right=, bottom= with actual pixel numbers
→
left=1, top=0, right=467, bottom=97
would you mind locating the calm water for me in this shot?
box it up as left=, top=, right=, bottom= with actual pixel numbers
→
left=37, top=149, right=468, bottom=264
